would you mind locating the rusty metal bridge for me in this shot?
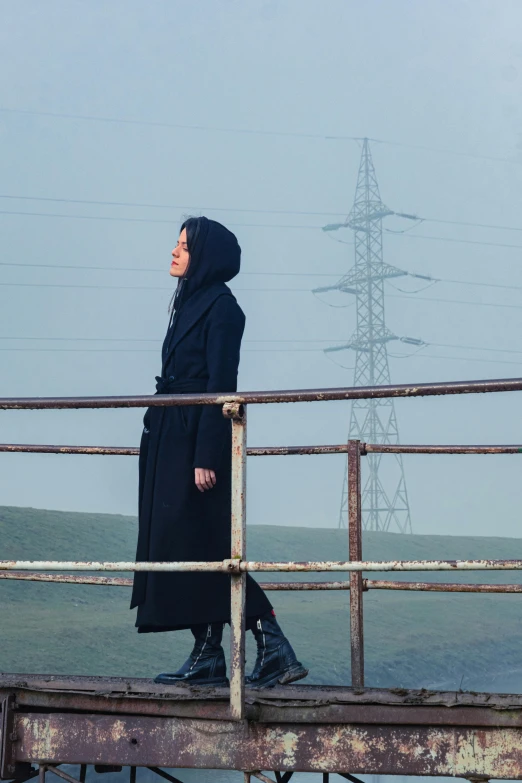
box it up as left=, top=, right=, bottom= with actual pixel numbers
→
left=2, top=377, right=522, bottom=782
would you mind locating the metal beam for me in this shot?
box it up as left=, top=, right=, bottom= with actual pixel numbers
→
left=13, top=713, right=522, bottom=778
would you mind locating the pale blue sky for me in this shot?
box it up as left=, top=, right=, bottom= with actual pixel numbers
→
left=1, top=0, right=522, bottom=535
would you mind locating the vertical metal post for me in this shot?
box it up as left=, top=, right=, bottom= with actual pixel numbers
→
left=348, top=439, right=365, bottom=687
left=226, top=403, right=247, bottom=721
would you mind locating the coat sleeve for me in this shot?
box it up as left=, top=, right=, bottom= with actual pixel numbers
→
left=193, top=296, right=245, bottom=471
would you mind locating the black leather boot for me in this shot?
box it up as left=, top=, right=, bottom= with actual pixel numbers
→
left=154, top=623, right=229, bottom=685
left=246, top=612, right=308, bottom=688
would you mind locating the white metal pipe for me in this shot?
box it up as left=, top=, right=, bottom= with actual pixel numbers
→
left=2, top=559, right=522, bottom=572
left=229, top=405, right=247, bottom=722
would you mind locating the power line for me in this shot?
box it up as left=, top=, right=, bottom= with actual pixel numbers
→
left=0, top=336, right=160, bottom=343
left=4, top=194, right=522, bottom=237
left=3, top=262, right=522, bottom=298
left=1, top=107, right=518, bottom=165
left=5, top=194, right=522, bottom=237
left=0, top=336, right=344, bottom=344
left=0, top=209, right=321, bottom=230
left=0, top=281, right=313, bottom=292
left=4, top=280, right=522, bottom=314
left=4, top=336, right=522, bottom=358
left=386, top=230, right=522, bottom=252
left=370, top=137, right=521, bottom=166
left=387, top=275, right=522, bottom=295
left=5, top=344, right=522, bottom=366
left=398, top=352, right=522, bottom=368
left=431, top=342, right=522, bottom=356
left=0, top=106, right=361, bottom=141
left=388, top=293, right=522, bottom=312
left=0, top=194, right=344, bottom=219
left=3, top=280, right=522, bottom=315
left=437, top=277, right=522, bottom=293
left=0, top=347, right=323, bottom=353
left=5, top=207, right=522, bottom=253
left=0, top=261, right=345, bottom=277
left=0, top=281, right=171, bottom=292
left=424, top=217, right=522, bottom=234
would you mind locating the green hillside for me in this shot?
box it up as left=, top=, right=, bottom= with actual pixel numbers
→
left=1, top=505, right=522, bottom=690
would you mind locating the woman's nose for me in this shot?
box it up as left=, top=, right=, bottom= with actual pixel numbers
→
left=172, top=248, right=179, bottom=258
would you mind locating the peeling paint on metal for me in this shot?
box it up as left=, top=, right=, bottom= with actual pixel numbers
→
left=3, top=376, right=522, bottom=411
left=3, top=560, right=522, bottom=573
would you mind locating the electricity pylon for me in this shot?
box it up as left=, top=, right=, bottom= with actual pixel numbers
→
left=317, top=138, right=416, bottom=533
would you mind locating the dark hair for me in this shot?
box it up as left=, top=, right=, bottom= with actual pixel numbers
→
left=168, top=217, right=200, bottom=315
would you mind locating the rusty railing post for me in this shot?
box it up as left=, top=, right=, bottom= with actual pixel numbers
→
left=224, top=402, right=247, bottom=721
left=348, top=439, right=364, bottom=687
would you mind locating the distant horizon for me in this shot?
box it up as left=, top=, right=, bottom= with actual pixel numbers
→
left=3, top=503, right=521, bottom=542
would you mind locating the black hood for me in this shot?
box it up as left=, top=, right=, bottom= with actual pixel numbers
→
left=178, top=216, right=241, bottom=307
left=161, top=218, right=242, bottom=370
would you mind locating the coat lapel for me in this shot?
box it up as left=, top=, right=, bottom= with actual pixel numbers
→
left=162, top=283, right=231, bottom=371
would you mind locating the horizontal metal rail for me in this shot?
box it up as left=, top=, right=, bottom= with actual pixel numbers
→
left=2, top=375, right=522, bottom=410
left=0, top=443, right=351, bottom=457
left=366, top=580, right=522, bottom=593
left=3, top=571, right=522, bottom=593
left=0, top=444, right=141, bottom=456
left=3, top=442, right=522, bottom=457
left=2, top=559, right=522, bottom=572
left=363, top=444, right=522, bottom=454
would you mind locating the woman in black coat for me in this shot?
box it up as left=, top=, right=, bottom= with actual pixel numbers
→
left=131, top=216, right=307, bottom=688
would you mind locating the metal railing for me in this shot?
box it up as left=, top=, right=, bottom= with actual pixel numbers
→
left=2, top=376, right=522, bottom=720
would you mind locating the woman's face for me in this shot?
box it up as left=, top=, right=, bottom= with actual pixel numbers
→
left=170, top=228, right=190, bottom=278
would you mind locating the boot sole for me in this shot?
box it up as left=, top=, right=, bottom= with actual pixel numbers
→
left=247, top=664, right=309, bottom=689
left=154, top=675, right=229, bottom=686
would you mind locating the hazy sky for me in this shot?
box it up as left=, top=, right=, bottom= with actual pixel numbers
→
left=2, top=0, right=522, bottom=536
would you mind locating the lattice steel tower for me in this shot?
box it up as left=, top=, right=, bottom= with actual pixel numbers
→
left=318, top=138, right=413, bottom=533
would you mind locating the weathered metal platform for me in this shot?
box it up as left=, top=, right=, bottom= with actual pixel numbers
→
left=3, top=674, right=522, bottom=779
left=5, top=381, right=522, bottom=779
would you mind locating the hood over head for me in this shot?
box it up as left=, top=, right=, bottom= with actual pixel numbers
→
left=174, top=216, right=241, bottom=310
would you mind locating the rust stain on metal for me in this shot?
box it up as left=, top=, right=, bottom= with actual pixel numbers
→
left=366, top=580, right=522, bottom=593
left=0, top=572, right=134, bottom=587
left=3, top=573, right=522, bottom=594
left=6, top=381, right=522, bottom=776
left=347, top=440, right=364, bottom=688
left=12, top=712, right=522, bottom=777
left=4, top=559, right=522, bottom=574
left=229, top=408, right=247, bottom=721
left=247, top=445, right=350, bottom=457
left=252, top=772, right=277, bottom=783
left=0, top=445, right=140, bottom=456
left=364, top=444, right=522, bottom=455
left=2, top=376, right=522, bottom=411
left=222, top=402, right=245, bottom=421
left=3, top=441, right=522, bottom=458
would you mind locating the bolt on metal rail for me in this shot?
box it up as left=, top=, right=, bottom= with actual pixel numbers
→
left=3, top=376, right=522, bottom=720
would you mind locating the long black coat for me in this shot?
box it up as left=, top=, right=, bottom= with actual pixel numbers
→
left=131, top=220, right=272, bottom=631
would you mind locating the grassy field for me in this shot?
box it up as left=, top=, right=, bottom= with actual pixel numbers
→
left=1, top=504, right=522, bottom=690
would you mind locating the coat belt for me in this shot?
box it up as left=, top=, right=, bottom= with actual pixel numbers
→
left=154, top=375, right=209, bottom=394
